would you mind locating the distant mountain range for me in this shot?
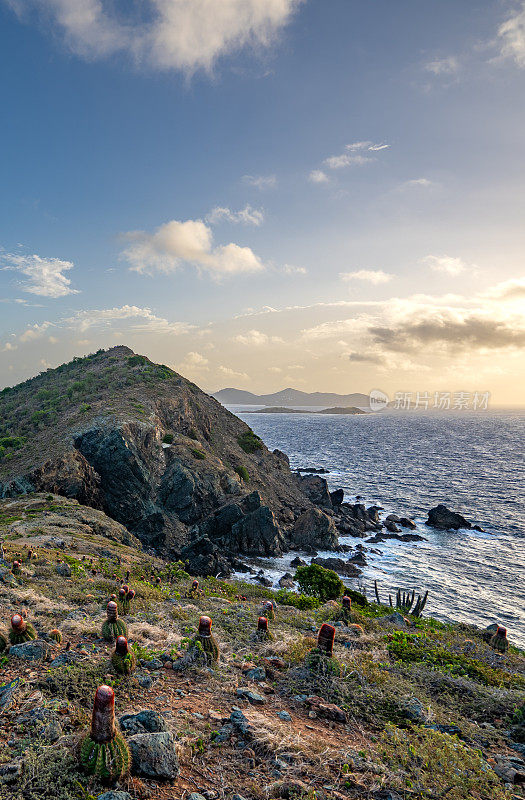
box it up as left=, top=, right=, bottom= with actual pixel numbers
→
left=212, top=387, right=371, bottom=408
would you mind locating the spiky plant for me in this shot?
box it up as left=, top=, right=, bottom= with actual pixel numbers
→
left=9, top=614, right=37, bottom=645
left=305, top=623, right=341, bottom=676
left=79, top=685, right=130, bottom=781
left=188, top=579, right=200, bottom=598
left=12, top=560, right=21, bottom=576
left=256, top=616, right=273, bottom=641
left=119, top=587, right=135, bottom=615
left=0, top=632, right=8, bottom=653
left=188, top=616, right=219, bottom=665
left=48, top=629, right=63, bottom=644
left=111, top=635, right=136, bottom=675
left=263, top=600, right=276, bottom=621
left=101, top=602, right=127, bottom=642
left=489, top=626, right=509, bottom=653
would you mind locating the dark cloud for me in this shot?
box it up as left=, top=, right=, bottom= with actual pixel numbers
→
left=369, top=314, right=525, bottom=353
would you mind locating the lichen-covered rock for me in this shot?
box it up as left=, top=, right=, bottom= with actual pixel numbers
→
left=9, top=639, right=50, bottom=662
left=128, top=731, right=180, bottom=779
left=119, top=709, right=168, bottom=736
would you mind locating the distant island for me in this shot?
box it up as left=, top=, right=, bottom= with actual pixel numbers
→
left=213, top=386, right=370, bottom=407
left=246, top=406, right=366, bottom=415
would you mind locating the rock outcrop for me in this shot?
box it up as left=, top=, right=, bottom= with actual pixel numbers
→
left=0, top=346, right=337, bottom=572
left=426, top=504, right=472, bottom=530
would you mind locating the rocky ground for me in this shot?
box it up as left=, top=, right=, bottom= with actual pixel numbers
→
left=0, top=494, right=524, bottom=800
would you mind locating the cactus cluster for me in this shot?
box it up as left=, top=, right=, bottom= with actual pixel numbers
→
left=9, top=614, right=37, bottom=645
left=188, top=616, right=219, bottom=665
left=111, top=635, right=136, bottom=675
left=79, top=685, right=130, bottom=781
left=48, top=628, right=63, bottom=644
left=101, top=601, right=128, bottom=642
left=374, top=581, right=429, bottom=617
left=118, top=585, right=135, bottom=614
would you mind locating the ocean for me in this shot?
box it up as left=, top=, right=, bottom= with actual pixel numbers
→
left=228, top=407, right=525, bottom=647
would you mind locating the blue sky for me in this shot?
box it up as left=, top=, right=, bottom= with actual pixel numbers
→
left=1, top=0, right=525, bottom=403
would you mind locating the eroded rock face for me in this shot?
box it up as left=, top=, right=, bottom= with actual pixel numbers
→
left=298, top=475, right=333, bottom=508
left=293, top=508, right=338, bottom=550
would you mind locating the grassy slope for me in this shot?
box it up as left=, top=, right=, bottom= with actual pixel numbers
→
left=0, top=494, right=523, bottom=800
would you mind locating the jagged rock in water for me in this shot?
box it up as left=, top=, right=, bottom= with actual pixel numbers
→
left=312, top=556, right=361, bottom=577
left=426, top=504, right=472, bottom=530
left=298, top=474, right=333, bottom=508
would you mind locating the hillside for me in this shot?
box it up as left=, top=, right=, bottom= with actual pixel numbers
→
left=213, top=388, right=371, bottom=408
left=0, top=346, right=326, bottom=572
left=0, top=493, right=523, bottom=800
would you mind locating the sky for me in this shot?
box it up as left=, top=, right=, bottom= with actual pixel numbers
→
left=1, top=0, right=525, bottom=405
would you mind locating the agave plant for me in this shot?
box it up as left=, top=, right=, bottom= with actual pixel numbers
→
left=374, top=580, right=429, bottom=617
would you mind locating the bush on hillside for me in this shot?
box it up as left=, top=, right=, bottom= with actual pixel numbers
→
left=294, top=563, right=343, bottom=603
left=237, top=430, right=263, bottom=453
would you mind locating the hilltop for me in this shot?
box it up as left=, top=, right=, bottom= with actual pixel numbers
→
left=213, top=388, right=371, bottom=408
left=0, top=346, right=328, bottom=572
left=0, top=493, right=523, bottom=800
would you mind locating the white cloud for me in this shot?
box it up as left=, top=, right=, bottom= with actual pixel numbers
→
left=67, top=305, right=193, bottom=335
left=283, top=263, right=307, bottom=275
left=498, top=3, right=525, bottom=68
left=423, top=255, right=471, bottom=276
left=323, top=153, right=373, bottom=170
left=178, top=351, right=209, bottom=373
left=206, top=204, right=264, bottom=226
left=308, top=169, right=329, bottom=184
left=7, top=0, right=302, bottom=74
left=233, top=329, right=284, bottom=346
left=340, top=270, right=393, bottom=285
left=19, top=321, right=53, bottom=342
left=219, top=365, right=249, bottom=380
left=1, top=252, right=78, bottom=297
left=120, top=218, right=264, bottom=278
left=482, top=277, right=525, bottom=301
left=346, top=141, right=390, bottom=152
left=425, top=56, right=459, bottom=76
left=1, top=342, right=17, bottom=352
left=399, top=177, right=435, bottom=189
left=242, top=174, right=277, bottom=190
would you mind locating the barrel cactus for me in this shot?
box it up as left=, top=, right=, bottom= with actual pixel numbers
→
left=189, top=616, right=219, bottom=665
left=305, top=623, right=341, bottom=676
left=111, top=635, right=136, bottom=675
left=79, top=685, right=130, bottom=781
left=48, top=629, right=63, bottom=644
left=256, top=616, right=273, bottom=641
left=489, top=625, right=509, bottom=653
left=101, top=601, right=127, bottom=642
left=12, top=560, right=21, bottom=575
left=119, top=587, right=135, bottom=614
left=9, top=614, right=37, bottom=645
left=188, top=579, right=201, bottom=598
left=263, top=600, right=276, bottom=621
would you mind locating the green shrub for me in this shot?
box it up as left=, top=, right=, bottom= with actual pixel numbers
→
left=275, top=588, right=319, bottom=609
left=237, top=430, right=263, bottom=453
left=294, top=564, right=343, bottom=603
left=191, top=448, right=206, bottom=459
left=127, top=355, right=147, bottom=367
left=235, top=465, right=250, bottom=482
left=163, top=433, right=174, bottom=444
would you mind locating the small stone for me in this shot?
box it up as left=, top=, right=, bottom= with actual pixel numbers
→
left=9, top=640, right=50, bottom=663
left=236, top=687, right=266, bottom=705
left=55, top=562, right=72, bottom=577
left=137, top=673, right=153, bottom=689
left=97, top=792, right=133, bottom=800
left=277, top=711, right=292, bottom=721
left=119, top=709, right=168, bottom=735
left=188, top=794, right=207, bottom=800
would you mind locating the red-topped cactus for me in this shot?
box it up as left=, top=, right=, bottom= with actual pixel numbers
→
left=188, top=615, right=219, bottom=665
left=306, top=623, right=341, bottom=676
left=48, top=629, right=63, bottom=644
left=188, top=579, right=200, bottom=598
left=101, top=601, right=128, bottom=642
left=263, top=600, right=276, bottom=621
left=111, top=635, right=136, bottom=675
left=119, top=587, right=135, bottom=614
left=255, top=615, right=273, bottom=641
left=342, top=596, right=352, bottom=610
left=79, top=685, right=130, bottom=780
left=490, top=626, right=509, bottom=653
left=12, top=560, right=21, bottom=575
left=9, top=613, right=36, bottom=645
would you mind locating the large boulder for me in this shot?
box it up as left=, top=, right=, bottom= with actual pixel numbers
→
left=426, top=504, right=472, bottom=530
left=312, top=556, right=361, bottom=577
left=128, top=731, right=180, bottom=779
left=229, top=505, right=284, bottom=556
left=298, top=474, right=332, bottom=508
left=9, top=640, right=50, bottom=663
left=292, top=508, right=338, bottom=550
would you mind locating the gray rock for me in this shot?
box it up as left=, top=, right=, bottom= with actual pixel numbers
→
left=188, top=794, right=207, bottom=800
left=278, top=572, right=295, bottom=589
left=299, top=474, right=333, bottom=508
left=97, top=792, right=133, bottom=800
left=55, top=561, right=72, bottom=577
left=426, top=504, right=472, bottom=530
left=0, top=566, right=17, bottom=586
left=401, top=697, right=428, bottom=723
left=243, top=666, right=266, bottom=682
left=0, top=760, right=22, bottom=783
left=137, top=673, right=153, bottom=689
left=128, top=731, right=180, bottom=779
left=399, top=517, right=416, bottom=529
left=230, top=707, right=255, bottom=737
left=378, top=612, right=407, bottom=627
left=230, top=506, right=285, bottom=557
left=385, top=514, right=401, bottom=523
left=312, top=556, right=360, bottom=577
left=293, top=508, right=338, bottom=550
left=276, top=711, right=292, bottom=721
left=236, top=687, right=266, bottom=705
left=119, top=709, right=168, bottom=736
left=9, top=640, right=50, bottom=662
left=49, top=650, right=86, bottom=668
left=330, top=488, right=344, bottom=506
left=384, top=520, right=400, bottom=533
